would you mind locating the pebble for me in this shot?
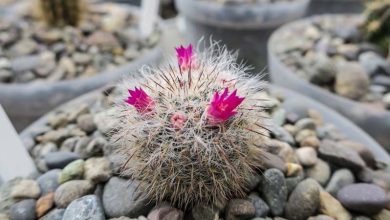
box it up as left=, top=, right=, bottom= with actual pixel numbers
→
left=246, top=174, right=262, bottom=191
left=307, top=215, right=335, bottom=220
left=84, top=157, right=112, bottom=183
left=102, top=177, right=151, bottom=218
left=300, top=136, right=320, bottom=149
left=58, top=159, right=85, bottom=184
left=36, top=192, right=54, bottom=218
left=40, top=208, right=65, bottom=220
left=248, top=193, right=270, bottom=217
left=225, top=199, right=255, bottom=220
left=147, top=204, right=184, bottom=220
left=62, top=195, right=105, bottom=220
left=10, top=179, right=40, bottom=199
left=286, top=163, right=303, bottom=177
left=338, top=140, right=376, bottom=169
left=319, top=191, right=351, bottom=220
left=325, top=169, right=355, bottom=196
left=335, top=62, right=369, bottom=100
left=9, top=199, right=36, bottom=220
left=54, top=180, right=95, bottom=208
left=296, top=147, right=318, bottom=166
left=383, top=93, right=390, bottom=109
left=190, top=204, right=219, bottom=220
left=44, top=152, right=81, bottom=169
left=337, top=183, right=388, bottom=215
left=75, top=137, right=105, bottom=158
left=319, top=140, right=366, bottom=171
left=77, top=114, right=97, bottom=134
left=374, top=209, right=390, bottom=220
left=37, top=169, right=61, bottom=195
left=259, top=169, right=287, bottom=216
left=359, top=52, right=390, bottom=76
left=306, top=159, right=331, bottom=186
left=285, top=171, right=305, bottom=194
left=285, top=178, right=320, bottom=220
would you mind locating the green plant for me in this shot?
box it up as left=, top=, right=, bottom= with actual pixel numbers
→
left=111, top=44, right=269, bottom=207
left=362, top=0, right=390, bottom=54
left=38, top=0, right=85, bottom=26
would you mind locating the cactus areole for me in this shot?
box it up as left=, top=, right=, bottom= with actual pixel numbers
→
left=113, top=44, right=269, bottom=207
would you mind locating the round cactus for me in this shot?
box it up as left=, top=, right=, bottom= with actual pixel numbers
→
left=111, top=44, right=270, bottom=207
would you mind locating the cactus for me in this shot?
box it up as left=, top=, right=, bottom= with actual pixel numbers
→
left=362, top=0, right=390, bottom=54
left=111, top=44, right=270, bottom=207
left=38, top=0, right=85, bottom=26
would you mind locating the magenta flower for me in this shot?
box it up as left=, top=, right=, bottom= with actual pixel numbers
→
left=207, top=88, right=245, bottom=125
left=170, top=112, right=187, bottom=129
left=125, top=87, right=155, bottom=113
left=176, top=44, right=195, bottom=70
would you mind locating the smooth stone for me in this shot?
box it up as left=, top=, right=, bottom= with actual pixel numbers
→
left=359, top=52, right=390, bottom=76
left=296, top=147, right=318, bottom=166
left=58, top=159, right=85, bottom=184
left=9, top=199, right=36, bottom=220
left=318, top=140, right=366, bottom=171
left=269, top=125, right=295, bottom=146
left=36, top=192, right=54, bottom=218
left=307, top=215, right=335, bottom=220
left=259, top=169, right=287, bottom=216
left=319, top=191, right=351, bottom=220
left=191, top=204, right=219, bottom=220
left=147, top=204, right=184, bottom=220
left=286, top=163, right=303, bottom=177
left=37, top=169, right=61, bottom=195
left=372, top=170, right=390, bottom=191
left=295, top=118, right=316, bottom=131
left=306, top=159, right=331, bottom=186
left=338, top=140, right=377, bottom=169
left=374, top=209, right=390, bottom=220
left=11, top=179, right=40, bottom=199
left=248, top=193, right=269, bottom=217
left=306, top=52, right=336, bottom=84
left=337, top=184, right=388, bottom=215
left=285, top=178, right=320, bottom=220
left=246, top=174, right=262, bottom=192
left=272, top=108, right=286, bottom=126
left=77, top=114, right=97, bottom=134
left=353, top=216, right=371, bottom=220
left=286, top=171, right=305, bottom=194
left=225, top=199, right=255, bottom=220
left=300, top=136, right=320, bottom=149
left=261, top=152, right=287, bottom=173
left=40, top=209, right=65, bottom=220
left=44, top=152, right=81, bottom=169
left=102, top=177, right=152, bottom=218
left=295, top=129, right=316, bottom=144
left=384, top=93, right=390, bottom=109
left=54, top=180, right=95, bottom=208
left=62, top=195, right=105, bottom=220
left=75, top=137, right=106, bottom=158
left=0, top=213, right=10, bottom=220
left=84, top=157, right=112, bottom=183
left=325, top=169, right=355, bottom=196
left=335, top=62, right=369, bottom=100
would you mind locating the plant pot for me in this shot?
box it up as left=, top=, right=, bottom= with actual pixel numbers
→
left=308, top=0, right=364, bottom=15
left=174, top=0, right=310, bottom=76
left=268, top=15, right=390, bottom=151
left=0, top=3, right=163, bottom=131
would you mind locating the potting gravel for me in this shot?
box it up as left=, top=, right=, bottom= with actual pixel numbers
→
left=0, top=86, right=389, bottom=220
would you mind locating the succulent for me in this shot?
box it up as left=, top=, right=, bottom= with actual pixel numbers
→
left=37, top=0, right=86, bottom=26
left=362, top=0, right=390, bottom=54
left=111, top=44, right=270, bottom=207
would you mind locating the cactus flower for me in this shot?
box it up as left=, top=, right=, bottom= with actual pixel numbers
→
left=176, top=44, right=195, bottom=70
left=207, top=88, right=245, bottom=124
left=170, top=112, right=187, bottom=129
left=125, top=87, right=155, bottom=113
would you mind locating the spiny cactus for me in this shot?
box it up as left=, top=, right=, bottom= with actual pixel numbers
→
left=362, top=0, right=390, bottom=54
left=111, top=44, right=270, bottom=207
left=38, top=0, right=86, bottom=26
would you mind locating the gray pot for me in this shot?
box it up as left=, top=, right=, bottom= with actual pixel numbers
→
left=20, top=85, right=390, bottom=172
left=268, top=16, right=390, bottom=151
left=174, top=0, right=310, bottom=76
left=308, top=0, right=364, bottom=16
left=0, top=5, right=163, bottom=131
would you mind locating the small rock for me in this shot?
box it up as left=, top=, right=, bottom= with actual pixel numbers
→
left=319, top=140, right=366, bottom=171
left=94, top=110, right=117, bottom=134
left=259, top=169, right=287, bottom=216
left=62, top=195, right=105, bottom=220
left=54, top=180, right=95, bottom=208
left=383, top=93, right=390, bottom=109
left=285, top=178, right=320, bottom=220
left=11, top=179, right=40, bottom=199
left=191, top=204, right=218, bottom=220
left=295, top=118, right=317, bottom=131
left=246, top=174, right=262, bottom=191
left=248, top=193, right=269, bottom=217
left=300, top=136, right=320, bottom=149
left=337, top=183, right=388, bottom=215
left=103, top=177, right=152, bottom=218
left=338, top=140, right=376, bottom=169
left=286, top=163, right=303, bottom=177
left=319, top=191, right=351, bottom=220
left=58, top=159, right=85, bottom=184
left=306, top=159, right=331, bottom=186
left=77, top=114, right=97, bottom=134
left=37, top=128, right=70, bottom=144
left=44, top=152, right=81, bottom=169
left=0, top=70, right=12, bottom=82
left=225, top=199, right=255, bottom=220
left=359, top=52, right=390, bottom=76
left=295, top=129, right=316, bottom=143
left=9, top=199, right=36, bottom=220
left=75, top=137, right=105, bottom=158
left=48, top=113, right=68, bottom=129
left=84, top=157, right=112, bottom=183
left=37, top=169, right=61, bottom=195
left=335, top=62, right=369, bottom=100
left=73, top=53, right=92, bottom=65
left=307, top=215, right=335, bottom=220
left=40, top=208, right=64, bottom=220
left=285, top=171, right=305, bottom=194
left=147, top=204, right=184, bottom=220
left=374, top=209, right=390, bottom=220
left=261, top=152, right=287, bottom=172
left=325, top=169, right=355, bottom=196
left=296, top=147, right=318, bottom=166
left=36, top=192, right=54, bottom=218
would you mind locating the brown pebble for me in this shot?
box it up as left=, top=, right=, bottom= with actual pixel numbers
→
left=36, top=192, right=54, bottom=218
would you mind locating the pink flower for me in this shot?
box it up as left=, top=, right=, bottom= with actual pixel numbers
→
left=176, top=44, right=195, bottom=70
left=207, top=88, right=245, bottom=125
left=170, top=112, right=187, bottom=129
left=125, top=87, right=155, bottom=113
